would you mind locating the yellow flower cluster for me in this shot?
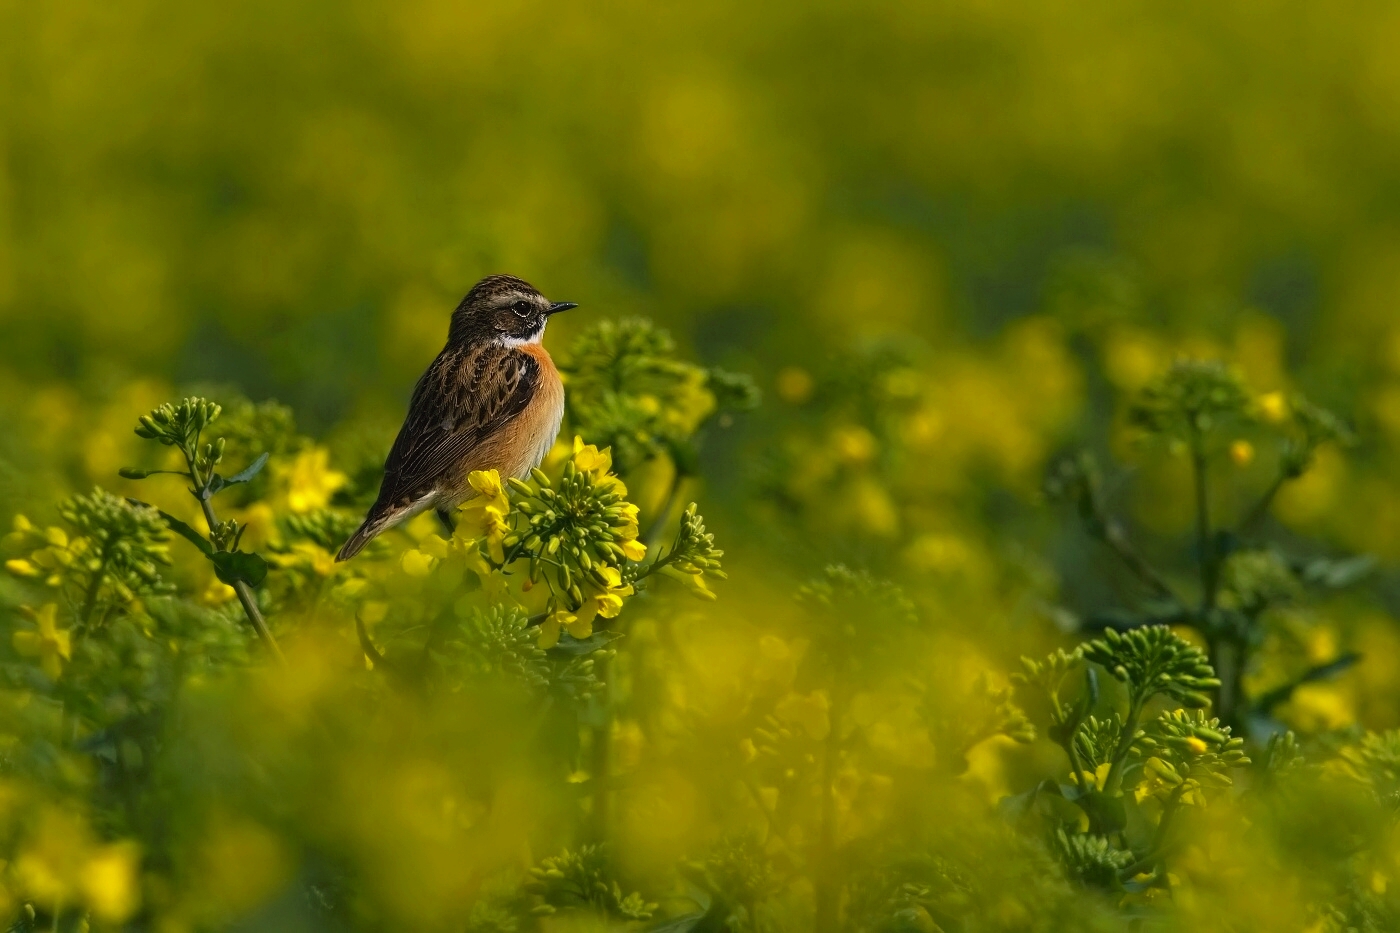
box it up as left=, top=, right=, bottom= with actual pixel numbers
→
left=4, top=516, right=81, bottom=589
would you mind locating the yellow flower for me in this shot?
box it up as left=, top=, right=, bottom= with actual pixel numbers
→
left=456, top=469, right=511, bottom=563
left=270, top=542, right=338, bottom=576
left=82, top=842, right=140, bottom=923
left=537, top=609, right=594, bottom=648
left=571, top=436, right=627, bottom=494
left=13, top=604, right=72, bottom=680
left=400, top=549, right=436, bottom=578
left=282, top=447, right=348, bottom=514
left=572, top=436, right=613, bottom=476
left=1184, top=736, right=1209, bottom=755
left=614, top=500, right=647, bottom=561
left=1258, top=391, right=1289, bottom=424
left=575, top=565, right=634, bottom=625
left=1229, top=439, right=1255, bottom=467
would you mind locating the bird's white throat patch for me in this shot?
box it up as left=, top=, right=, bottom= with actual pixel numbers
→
left=499, top=322, right=545, bottom=349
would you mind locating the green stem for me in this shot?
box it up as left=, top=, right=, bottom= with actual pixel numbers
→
left=1101, top=696, right=1144, bottom=796
left=1191, top=440, right=1217, bottom=612
left=1118, top=786, right=1187, bottom=880
left=194, top=479, right=284, bottom=664
left=1239, top=473, right=1287, bottom=534
left=77, top=538, right=113, bottom=629
left=814, top=688, right=844, bottom=933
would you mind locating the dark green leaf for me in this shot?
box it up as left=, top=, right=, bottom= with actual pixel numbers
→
left=132, top=502, right=213, bottom=557
left=1078, top=790, right=1128, bottom=834
left=210, top=551, right=269, bottom=587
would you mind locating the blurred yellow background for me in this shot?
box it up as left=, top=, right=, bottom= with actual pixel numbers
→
left=5, top=2, right=1400, bottom=931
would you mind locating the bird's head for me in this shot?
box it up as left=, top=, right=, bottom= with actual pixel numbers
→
left=448, top=274, right=577, bottom=347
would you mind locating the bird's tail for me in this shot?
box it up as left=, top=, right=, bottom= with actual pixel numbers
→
left=336, top=505, right=402, bottom=562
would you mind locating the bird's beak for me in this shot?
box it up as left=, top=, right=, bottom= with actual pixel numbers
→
left=547, top=301, right=579, bottom=316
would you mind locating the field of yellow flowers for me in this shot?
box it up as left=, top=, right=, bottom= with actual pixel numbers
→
left=7, top=2, right=1400, bottom=932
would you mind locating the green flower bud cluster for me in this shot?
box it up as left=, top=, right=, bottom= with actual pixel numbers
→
left=561, top=318, right=757, bottom=475
left=1282, top=393, right=1354, bottom=478
left=1128, top=359, right=1252, bottom=440
left=1053, top=830, right=1133, bottom=890
left=1013, top=647, right=1084, bottom=726
left=281, top=509, right=362, bottom=552
left=5, top=488, right=173, bottom=615
left=505, top=462, right=640, bottom=603
left=1082, top=625, right=1221, bottom=709
left=1342, top=730, right=1400, bottom=806
left=1137, top=709, right=1249, bottom=793
left=135, top=397, right=222, bottom=450
left=1220, top=548, right=1301, bottom=614
left=1073, top=715, right=1128, bottom=770
left=61, top=488, right=173, bottom=601
left=666, top=503, right=725, bottom=578
left=525, top=844, right=657, bottom=922
left=797, top=564, right=916, bottom=624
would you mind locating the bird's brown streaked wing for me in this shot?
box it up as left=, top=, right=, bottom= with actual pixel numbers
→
left=373, top=346, right=540, bottom=510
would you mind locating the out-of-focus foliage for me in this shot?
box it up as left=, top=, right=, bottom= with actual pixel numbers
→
left=5, top=2, right=1400, bottom=931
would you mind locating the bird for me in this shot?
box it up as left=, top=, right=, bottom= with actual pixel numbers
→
left=336, top=274, right=576, bottom=561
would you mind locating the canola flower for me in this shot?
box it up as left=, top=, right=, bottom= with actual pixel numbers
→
left=12, top=604, right=72, bottom=679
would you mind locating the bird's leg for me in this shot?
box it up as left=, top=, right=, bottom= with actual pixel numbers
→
left=436, top=508, right=456, bottom=536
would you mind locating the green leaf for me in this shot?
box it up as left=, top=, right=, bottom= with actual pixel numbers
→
left=131, top=502, right=214, bottom=557
left=548, top=631, right=624, bottom=656
left=1299, top=555, right=1376, bottom=589
left=210, top=551, right=269, bottom=587
left=220, top=452, right=270, bottom=488
left=1077, top=790, right=1128, bottom=834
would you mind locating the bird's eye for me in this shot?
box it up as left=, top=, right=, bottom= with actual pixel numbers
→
left=511, top=300, right=533, bottom=317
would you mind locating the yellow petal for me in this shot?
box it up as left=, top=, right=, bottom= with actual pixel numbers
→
left=621, top=539, right=647, bottom=562
left=419, top=535, right=449, bottom=559
left=5, top=559, right=38, bottom=578
left=537, top=616, right=562, bottom=649
left=52, top=628, right=71, bottom=661
left=565, top=614, right=594, bottom=639
left=597, top=565, right=623, bottom=588
left=595, top=592, right=626, bottom=620
left=40, top=653, right=63, bottom=680
left=468, top=469, right=504, bottom=499
left=400, top=550, right=436, bottom=577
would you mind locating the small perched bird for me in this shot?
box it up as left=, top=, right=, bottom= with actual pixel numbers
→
left=336, top=275, right=576, bottom=561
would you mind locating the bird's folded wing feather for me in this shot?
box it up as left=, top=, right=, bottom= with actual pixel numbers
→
left=374, top=346, right=540, bottom=509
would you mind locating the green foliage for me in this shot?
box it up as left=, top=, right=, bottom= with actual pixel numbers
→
left=525, top=845, right=657, bottom=922
left=6, top=488, right=173, bottom=623
left=1053, top=831, right=1133, bottom=890
left=561, top=318, right=758, bottom=475
left=1127, top=360, right=1252, bottom=445
left=1082, top=626, right=1220, bottom=710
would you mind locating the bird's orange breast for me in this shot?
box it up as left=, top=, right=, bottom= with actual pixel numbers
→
left=447, top=344, right=564, bottom=500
